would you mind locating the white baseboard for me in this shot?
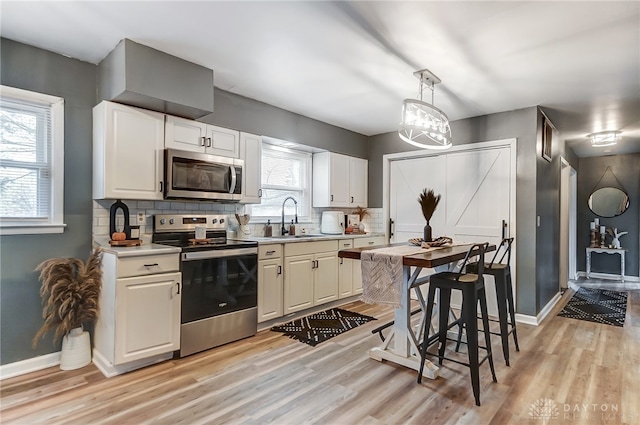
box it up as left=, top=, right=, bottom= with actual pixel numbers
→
left=92, top=349, right=172, bottom=378
left=576, top=271, right=640, bottom=282
left=514, top=291, right=563, bottom=326
left=0, top=351, right=61, bottom=380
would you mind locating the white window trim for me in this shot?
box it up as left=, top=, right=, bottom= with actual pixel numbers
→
left=0, top=85, right=66, bottom=235
left=248, top=144, right=313, bottom=224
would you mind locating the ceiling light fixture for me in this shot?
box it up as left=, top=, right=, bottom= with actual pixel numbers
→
left=589, top=131, right=619, bottom=147
left=399, top=69, right=452, bottom=150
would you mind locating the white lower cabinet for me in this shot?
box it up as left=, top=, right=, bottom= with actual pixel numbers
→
left=258, top=244, right=283, bottom=323
left=284, top=240, right=339, bottom=314
left=115, top=273, right=181, bottom=364
left=94, top=250, right=181, bottom=377
left=338, top=239, right=354, bottom=298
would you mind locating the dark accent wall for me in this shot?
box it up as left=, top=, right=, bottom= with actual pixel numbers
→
left=368, top=107, right=540, bottom=315
left=577, top=154, right=640, bottom=277
left=201, top=88, right=369, bottom=158
left=535, top=110, right=561, bottom=313
left=0, top=38, right=97, bottom=364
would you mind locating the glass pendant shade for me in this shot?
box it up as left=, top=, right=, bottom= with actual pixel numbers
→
left=398, top=69, right=452, bottom=150
left=399, top=99, right=452, bottom=149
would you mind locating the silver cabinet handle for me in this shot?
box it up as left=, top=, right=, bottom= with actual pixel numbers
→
left=200, top=136, right=206, bottom=146
left=330, top=195, right=334, bottom=201
left=340, top=258, right=343, bottom=265
left=351, top=196, right=354, bottom=203
left=343, top=243, right=351, bottom=247
left=266, top=250, right=276, bottom=255
left=176, top=282, right=181, bottom=295
left=368, top=241, right=375, bottom=245
left=277, top=265, right=282, bottom=275
left=258, top=189, right=263, bottom=197
left=206, top=137, right=212, bottom=147
left=144, top=263, right=159, bottom=267
left=159, top=181, right=163, bottom=193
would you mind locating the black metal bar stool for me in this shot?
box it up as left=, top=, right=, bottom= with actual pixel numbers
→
left=417, top=242, right=497, bottom=407
left=465, top=237, right=519, bottom=366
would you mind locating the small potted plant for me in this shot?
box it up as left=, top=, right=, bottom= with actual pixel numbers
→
left=32, top=248, right=103, bottom=370
left=354, top=206, right=369, bottom=233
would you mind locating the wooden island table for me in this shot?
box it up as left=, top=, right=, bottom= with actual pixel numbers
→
left=338, top=242, right=495, bottom=379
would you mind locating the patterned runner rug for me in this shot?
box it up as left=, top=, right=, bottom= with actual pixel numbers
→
left=557, top=287, right=628, bottom=327
left=271, top=308, right=377, bottom=346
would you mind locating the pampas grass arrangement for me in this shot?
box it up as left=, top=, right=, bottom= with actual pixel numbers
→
left=418, top=188, right=441, bottom=242
left=32, top=248, right=103, bottom=348
left=418, top=189, right=441, bottom=223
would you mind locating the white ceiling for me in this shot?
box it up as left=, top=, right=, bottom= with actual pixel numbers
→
left=1, top=1, right=639, bottom=158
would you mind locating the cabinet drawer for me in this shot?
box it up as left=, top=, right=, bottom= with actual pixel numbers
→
left=354, top=236, right=386, bottom=249
left=258, top=244, right=283, bottom=260
left=117, top=254, right=180, bottom=278
left=338, top=239, right=354, bottom=250
left=285, top=240, right=339, bottom=257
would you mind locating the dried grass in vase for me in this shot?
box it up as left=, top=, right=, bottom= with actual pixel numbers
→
left=418, top=189, right=441, bottom=242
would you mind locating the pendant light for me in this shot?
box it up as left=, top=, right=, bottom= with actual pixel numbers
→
left=399, top=69, right=452, bottom=150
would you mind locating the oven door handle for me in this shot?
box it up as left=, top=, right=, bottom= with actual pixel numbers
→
left=182, top=247, right=257, bottom=261
left=229, top=165, right=237, bottom=194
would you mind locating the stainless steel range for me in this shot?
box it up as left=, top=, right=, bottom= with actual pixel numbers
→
left=152, top=214, right=258, bottom=357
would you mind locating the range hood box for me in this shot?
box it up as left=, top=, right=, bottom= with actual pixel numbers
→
left=98, top=39, right=214, bottom=119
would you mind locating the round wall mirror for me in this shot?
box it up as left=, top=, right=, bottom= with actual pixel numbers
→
left=588, top=187, right=630, bottom=217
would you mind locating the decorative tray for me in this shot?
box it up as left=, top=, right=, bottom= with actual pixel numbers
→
left=408, top=237, right=453, bottom=248
left=109, top=239, right=142, bottom=247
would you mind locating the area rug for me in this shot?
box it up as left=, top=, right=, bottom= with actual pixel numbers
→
left=271, top=308, right=377, bottom=346
left=557, top=287, right=628, bottom=327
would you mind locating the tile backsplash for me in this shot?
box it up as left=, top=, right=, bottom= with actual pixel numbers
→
left=93, top=199, right=385, bottom=240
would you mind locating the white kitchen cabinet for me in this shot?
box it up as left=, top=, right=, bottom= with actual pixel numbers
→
left=312, top=152, right=368, bottom=208
left=165, top=115, right=239, bottom=158
left=93, top=101, right=164, bottom=200
left=94, top=250, right=181, bottom=377
left=338, top=239, right=354, bottom=298
left=284, top=240, right=339, bottom=314
left=352, top=236, right=387, bottom=295
left=258, top=244, right=283, bottom=322
left=240, top=132, right=263, bottom=204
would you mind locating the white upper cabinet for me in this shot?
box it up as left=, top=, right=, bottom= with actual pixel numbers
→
left=93, top=101, right=164, bottom=200
left=165, top=115, right=239, bottom=158
left=239, top=132, right=262, bottom=204
left=312, top=152, right=368, bottom=208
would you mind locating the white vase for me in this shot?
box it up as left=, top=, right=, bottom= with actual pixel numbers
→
left=60, top=327, right=91, bottom=370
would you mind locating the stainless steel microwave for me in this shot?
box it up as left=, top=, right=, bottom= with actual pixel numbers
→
left=165, top=149, right=243, bottom=201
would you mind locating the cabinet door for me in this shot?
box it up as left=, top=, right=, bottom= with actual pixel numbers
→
left=284, top=254, right=314, bottom=314
left=94, top=101, right=164, bottom=200
left=338, top=240, right=354, bottom=298
left=165, top=115, right=207, bottom=152
left=206, top=125, right=239, bottom=158
left=349, top=157, right=368, bottom=207
left=258, top=258, right=283, bottom=323
left=329, top=153, right=350, bottom=207
left=352, top=260, right=363, bottom=295
left=115, top=272, right=181, bottom=364
left=240, top=132, right=262, bottom=204
left=313, top=252, right=339, bottom=305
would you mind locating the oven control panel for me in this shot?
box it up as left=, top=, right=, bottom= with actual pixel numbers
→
left=154, top=214, right=228, bottom=232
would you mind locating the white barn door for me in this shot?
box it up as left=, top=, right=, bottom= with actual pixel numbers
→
left=388, top=144, right=514, bottom=317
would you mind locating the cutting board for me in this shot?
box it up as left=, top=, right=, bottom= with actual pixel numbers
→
left=109, top=239, right=142, bottom=247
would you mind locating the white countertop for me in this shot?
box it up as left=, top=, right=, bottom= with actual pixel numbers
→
left=95, top=237, right=181, bottom=257
left=233, top=232, right=385, bottom=244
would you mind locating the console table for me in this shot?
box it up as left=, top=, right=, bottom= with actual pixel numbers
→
left=586, top=247, right=626, bottom=281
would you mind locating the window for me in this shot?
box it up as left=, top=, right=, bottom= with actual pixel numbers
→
left=249, top=144, right=312, bottom=222
left=0, top=85, right=65, bottom=235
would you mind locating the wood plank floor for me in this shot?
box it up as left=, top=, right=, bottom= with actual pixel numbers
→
left=2, top=283, right=639, bottom=424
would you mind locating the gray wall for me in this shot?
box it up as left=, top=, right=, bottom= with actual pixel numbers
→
left=577, top=154, right=639, bottom=277
left=0, top=38, right=97, bottom=364
left=367, top=107, right=540, bottom=315
left=201, top=88, right=369, bottom=159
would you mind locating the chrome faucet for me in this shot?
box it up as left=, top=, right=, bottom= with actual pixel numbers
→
left=281, top=196, right=298, bottom=236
